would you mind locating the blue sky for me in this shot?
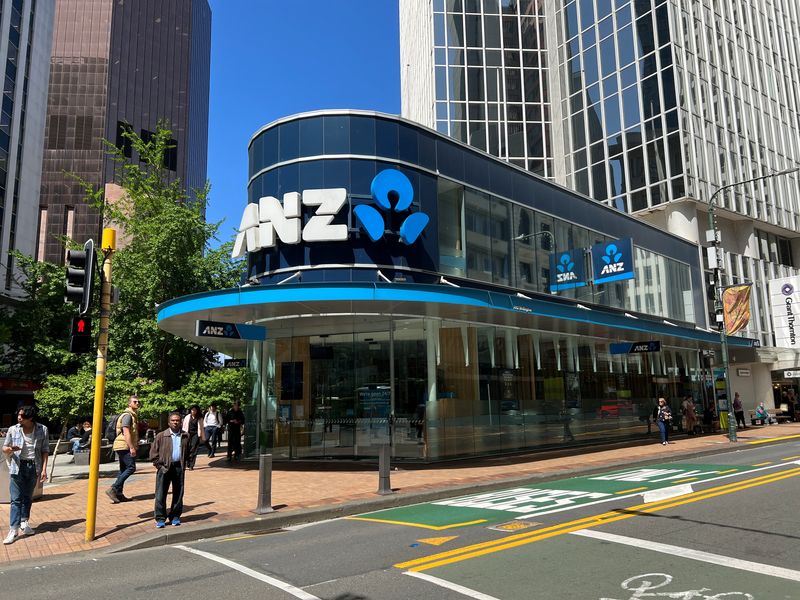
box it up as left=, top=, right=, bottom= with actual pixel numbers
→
left=206, top=1, right=400, bottom=247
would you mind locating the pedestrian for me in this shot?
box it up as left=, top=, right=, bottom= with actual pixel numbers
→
left=213, top=413, right=225, bottom=453
left=733, top=392, right=746, bottom=429
left=681, top=395, right=697, bottom=435
left=149, top=411, right=189, bottom=528
left=653, top=397, right=673, bottom=445
left=787, top=389, right=797, bottom=421
left=2, top=406, right=49, bottom=545
left=203, top=403, right=221, bottom=458
left=225, top=401, right=245, bottom=462
left=74, top=419, right=93, bottom=454
left=702, top=401, right=716, bottom=433
left=754, top=402, right=776, bottom=425
left=181, top=405, right=204, bottom=469
left=106, top=394, right=140, bottom=503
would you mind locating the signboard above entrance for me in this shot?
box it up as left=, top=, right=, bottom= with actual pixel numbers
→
left=196, top=320, right=266, bottom=341
left=549, top=248, right=587, bottom=292
left=609, top=341, right=661, bottom=354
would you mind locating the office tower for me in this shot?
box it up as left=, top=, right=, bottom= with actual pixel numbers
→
left=0, top=0, right=54, bottom=299
left=401, top=0, right=800, bottom=399
left=37, top=0, right=211, bottom=265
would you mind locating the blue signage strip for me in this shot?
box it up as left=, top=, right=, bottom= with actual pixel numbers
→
left=196, top=320, right=266, bottom=341
left=591, top=238, right=635, bottom=284
left=549, top=248, right=587, bottom=292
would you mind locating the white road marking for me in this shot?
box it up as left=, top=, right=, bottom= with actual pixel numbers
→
left=642, top=483, right=693, bottom=503
left=176, top=544, right=322, bottom=599
left=284, top=517, right=342, bottom=531
left=404, top=571, right=503, bottom=600
left=571, top=530, right=800, bottom=582
left=514, top=460, right=797, bottom=519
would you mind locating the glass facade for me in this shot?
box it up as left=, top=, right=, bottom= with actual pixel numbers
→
left=248, top=315, right=707, bottom=460
left=247, top=113, right=702, bottom=323
left=431, top=0, right=553, bottom=176
left=37, top=0, right=211, bottom=264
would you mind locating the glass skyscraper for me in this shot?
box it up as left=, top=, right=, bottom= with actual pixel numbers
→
left=401, top=0, right=800, bottom=405
left=37, top=0, right=211, bottom=265
left=0, top=0, right=54, bottom=299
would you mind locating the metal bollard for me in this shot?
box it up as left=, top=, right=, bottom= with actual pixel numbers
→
left=377, top=444, right=393, bottom=495
left=256, top=453, right=274, bottom=514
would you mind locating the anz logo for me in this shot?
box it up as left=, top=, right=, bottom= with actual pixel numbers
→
left=354, top=169, right=429, bottom=245
left=555, top=253, right=578, bottom=284
left=232, top=169, right=428, bottom=258
left=599, top=243, right=625, bottom=275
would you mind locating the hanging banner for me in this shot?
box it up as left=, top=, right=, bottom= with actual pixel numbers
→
left=768, top=276, right=800, bottom=349
left=722, top=284, right=752, bottom=335
left=591, top=238, right=635, bottom=284
left=549, top=248, right=587, bottom=292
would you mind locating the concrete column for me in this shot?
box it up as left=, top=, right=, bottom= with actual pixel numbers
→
left=665, top=202, right=699, bottom=244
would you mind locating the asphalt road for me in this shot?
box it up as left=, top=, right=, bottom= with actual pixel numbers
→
left=2, top=440, right=799, bottom=600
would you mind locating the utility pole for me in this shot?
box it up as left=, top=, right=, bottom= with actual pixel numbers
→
left=85, top=228, right=116, bottom=542
left=706, top=166, right=800, bottom=442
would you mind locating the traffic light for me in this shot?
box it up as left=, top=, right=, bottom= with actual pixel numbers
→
left=69, top=315, right=92, bottom=353
left=65, top=239, right=95, bottom=315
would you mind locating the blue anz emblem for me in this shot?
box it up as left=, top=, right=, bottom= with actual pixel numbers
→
left=354, top=169, right=429, bottom=244
left=599, top=243, right=624, bottom=275
left=556, top=253, right=578, bottom=284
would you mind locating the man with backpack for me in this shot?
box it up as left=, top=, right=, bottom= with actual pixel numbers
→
left=106, top=395, right=140, bottom=503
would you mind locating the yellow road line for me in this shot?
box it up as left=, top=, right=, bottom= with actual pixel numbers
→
left=217, top=535, right=256, bottom=542
left=616, top=486, right=648, bottom=494
left=752, top=462, right=772, bottom=467
left=346, top=516, right=487, bottom=531
left=716, top=469, right=738, bottom=474
left=781, top=455, right=800, bottom=461
left=671, top=477, right=698, bottom=483
left=746, top=434, right=800, bottom=445
left=397, top=467, right=800, bottom=572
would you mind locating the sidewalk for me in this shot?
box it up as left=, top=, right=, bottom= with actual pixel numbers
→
left=1, top=423, right=799, bottom=565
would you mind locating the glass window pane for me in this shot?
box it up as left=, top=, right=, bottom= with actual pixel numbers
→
left=438, top=179, right=465, bottom=277
left=465, top=188, right=493, bottom=283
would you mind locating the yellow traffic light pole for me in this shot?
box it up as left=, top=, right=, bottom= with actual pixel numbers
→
left=85, top=228, right=116, bottom=542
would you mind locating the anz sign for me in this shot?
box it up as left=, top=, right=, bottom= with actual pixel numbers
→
left=232, top=169, right=429, bottom=258
left=549, top=249, right=586, bottom=292
left=591, top=238, right=635, bottom=284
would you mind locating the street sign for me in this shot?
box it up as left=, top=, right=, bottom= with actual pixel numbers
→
left=609, top=341, right=661, bottom=355
left=784, top=370, right=800, bottom=378
left=195, top=320, right=266, bottom=341
left=224, top=358, right=248, bottom=368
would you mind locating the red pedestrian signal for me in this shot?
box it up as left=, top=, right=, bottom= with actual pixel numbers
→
left=69, top=316, right=92, bottom=353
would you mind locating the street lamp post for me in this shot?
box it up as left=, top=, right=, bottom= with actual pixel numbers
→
left=706, top=166, right=800, bottom=442
left=513, top=230, right=557, bottom=294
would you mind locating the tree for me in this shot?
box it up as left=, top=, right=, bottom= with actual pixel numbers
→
left=0, top=252, right=87, bottom=379
left=33, top=123, right=244, bottom=423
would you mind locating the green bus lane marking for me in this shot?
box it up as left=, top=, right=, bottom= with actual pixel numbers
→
left=351, top=464, right=756, bottom=530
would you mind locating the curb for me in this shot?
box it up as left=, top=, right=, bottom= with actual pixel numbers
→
left=108, top=438, right=761, bottom=554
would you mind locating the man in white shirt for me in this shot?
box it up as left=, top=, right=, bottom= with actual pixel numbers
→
left=2, top=406, right=49, bottom=545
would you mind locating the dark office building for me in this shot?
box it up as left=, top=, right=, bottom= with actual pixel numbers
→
left=36, top=0, right=211, bottom=264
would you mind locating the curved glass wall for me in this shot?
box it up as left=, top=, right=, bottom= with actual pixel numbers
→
left=245, top=314, right=707, bottom=461
left=248, top=114, right=699, bottom=324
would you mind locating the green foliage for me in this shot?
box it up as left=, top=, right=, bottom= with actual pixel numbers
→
left=165, top=368, right=252, bottom=414
left=29, top=123, right=245, bottom=423
left=0, top=252, right=87, bottom=379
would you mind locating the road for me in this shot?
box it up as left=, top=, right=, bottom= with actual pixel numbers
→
left=2, top=440, right=799, bottom=599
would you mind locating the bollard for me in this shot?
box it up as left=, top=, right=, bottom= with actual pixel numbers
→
left=376, top=444, right=393, bottom=495
left=256, top=453, right=274, bottom=514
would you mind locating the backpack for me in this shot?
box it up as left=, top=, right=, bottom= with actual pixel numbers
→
left=105, top=414, right=121, bottom=443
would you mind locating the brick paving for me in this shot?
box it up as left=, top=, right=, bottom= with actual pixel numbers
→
left=1, top=422, right=798, bottom=565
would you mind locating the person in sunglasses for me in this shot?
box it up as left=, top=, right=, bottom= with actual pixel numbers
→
left=2, top=406, right=49, bottom=545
